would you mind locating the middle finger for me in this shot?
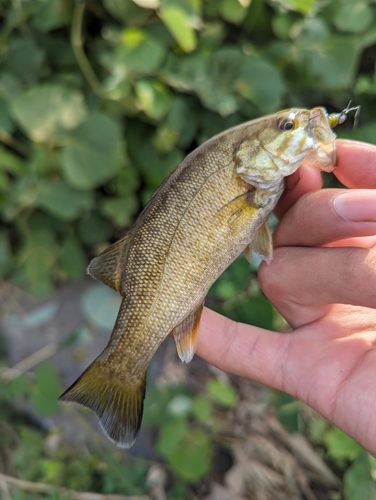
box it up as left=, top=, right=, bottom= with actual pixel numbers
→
left=274, top=189, right=376, bottom=248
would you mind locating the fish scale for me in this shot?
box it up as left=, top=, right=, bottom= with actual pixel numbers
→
left=59, top=105, right=356, bottom=448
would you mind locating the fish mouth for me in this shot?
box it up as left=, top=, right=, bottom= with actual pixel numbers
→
left=303, top=108, right=337, bottom=172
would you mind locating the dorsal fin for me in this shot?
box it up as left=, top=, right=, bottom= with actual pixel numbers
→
left=87, top=231, right=135, bottom=293
left=172, top=301, right=205, bottom=363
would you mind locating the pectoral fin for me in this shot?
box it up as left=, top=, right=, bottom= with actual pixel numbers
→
left=87, top=231, right=134, bottom=294
left=173, top=302, right=205, bottom=363
left=244, top=222, right=273, bottom=265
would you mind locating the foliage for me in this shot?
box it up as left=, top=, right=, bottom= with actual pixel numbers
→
left=143, top=377, right=237, bottom=482
left=2, top=0, right=376, bottom=497
left=1, top=0, right=376, bottom=295
left=273, top=390, right=376, bottom=499
left=0, top=415, right=149, bottom=500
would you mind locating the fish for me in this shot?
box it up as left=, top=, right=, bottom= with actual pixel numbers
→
left=59, top=105, right=358, bottom=448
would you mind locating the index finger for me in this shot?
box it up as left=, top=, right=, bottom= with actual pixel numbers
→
left=275, top=139, right=376, bottom=218
left=335, top=139, right=376, bottom=188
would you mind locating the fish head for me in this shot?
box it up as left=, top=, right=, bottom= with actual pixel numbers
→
left=236, top=107, right=338, bottom=191
left=257, top=107, right=337, bottom=175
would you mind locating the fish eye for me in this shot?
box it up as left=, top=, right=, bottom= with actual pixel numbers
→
left=277, top=117, right=295, bottom=131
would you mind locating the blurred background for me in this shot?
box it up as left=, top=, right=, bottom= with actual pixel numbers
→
left=1, top=0, right=376, bottom=498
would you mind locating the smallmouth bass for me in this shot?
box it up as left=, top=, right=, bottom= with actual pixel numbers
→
left=59, top=106, right=357, bottom=447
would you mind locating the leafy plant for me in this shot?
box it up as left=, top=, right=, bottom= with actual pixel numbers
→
left=143, top=377, right=237, bottom=482
left=2, top=0, right=376, bottom=497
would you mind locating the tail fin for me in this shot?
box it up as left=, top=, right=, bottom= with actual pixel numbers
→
left=58, top=358, right=146, bottom=448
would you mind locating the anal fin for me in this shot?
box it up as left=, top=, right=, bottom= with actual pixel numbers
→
left=173, top=302, right=205, bottom=363
left=87, top=231, right=134, bottom=293
left=244, top=222, right=273, bottom=265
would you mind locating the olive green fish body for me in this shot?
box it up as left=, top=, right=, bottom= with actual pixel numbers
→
left=59, top=107, right=345, bottom=447
left=104, top=131, right=278, bottom=367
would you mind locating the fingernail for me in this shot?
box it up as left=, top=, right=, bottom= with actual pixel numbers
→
left=333, top=190, right=376, bottom=222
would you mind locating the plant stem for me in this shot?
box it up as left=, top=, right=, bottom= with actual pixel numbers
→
left=0, top=129, right=28, bottom=157
left=71, top=2, right=103, bottom=96
left=0, top=343, right=59, bottom=382
left=0, top=472, right=150, bottom=500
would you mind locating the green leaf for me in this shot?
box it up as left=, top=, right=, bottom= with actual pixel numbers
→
left=59, top=237, right=86, bottom=279
left=8, top=375, right=29, bottom=398
left=166, top=47, right=278, bottom=116
left=194, top=47, right=241, bottom=115
left=2, top=176, right=41, bottom=221
left=133, top=0, right=160, bottom=8
left=0, top=170, right=10, bottom=192
left=272, top=12, right=300, bottom=40
left=81, top=284, right=122, bottom=331
left=104, top=0, right=151, bottom=23
left=30, top=363, right=61, bottom=416
left=334, top=2, right=373, bottom=34
left=299, top=36, right=360, bottom=90
left=113, top=165, right=140, bottom=196
left=0, top=230, right=11, bottom=276
left=143, top=385, right=192, bottom=425
left=210, top=256, right=250, bottom=297
left=60, top=113, right=124, bottom=190
left=15, top=227, right=57, bottom=295
left=3, top=38, right=44, bottom=85
left=152, top=125, right=179, bottom=153
left=207, top=378, right=237, bottom=408
left=163, top=95, right=198, bottom=148
left=100, top=196, right=138, bottom=227
left=0, top=96, right=14, bottom=134
left=102, top=455, right=147, bottom=495
left=232, top=296, right=275, bottom=330
left=275, top=0, right=315, bottom=16
left=344, top=453, right=376, bottom=500
left=135, top=79, right=172, bottom=120
left=157, top=418, right=188, bottom=458
left=31, top=0, right=70, bottom=31
left=200, top=21, right=227, bottom=48
left=276, top=401, right=300, bottom=433
left=12, top=84, right=87, bottom=143
left=162, top=51, right=208, bottom=93
left=0, top=145, right=24, bottom=174
left=0, top=72, right=22, bottom=101
left=114, top=28, right=166, bottom=74
left=0, top=375, right=30, bottom=403
left=40, top=458, right=64, bottom=483
left=234, top=56, right=285, bottom=113
left=44, top=36, right=76, bottom=69
left=127, top=123, right=183, bottom=188
left=102, top=71, right=132, bottom=101
left=211, top=280, right=239, bottom=300
left=36, top=181, right=93, bottom=220
left=219, top=0, right=248, bottom=24
left=144, top=387, right=173, bottom=425
left=159, top=5, right=197, bottom=52
left=78, top=214, right=112, bottom=246
left=324, top=427, right=363, bottom=461
left=169, top=429, right=212, bottom=481
left=192, top=395, right=212, bottom=422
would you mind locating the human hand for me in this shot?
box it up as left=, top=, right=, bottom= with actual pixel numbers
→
left=196, top=139, right=376, bottom=456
